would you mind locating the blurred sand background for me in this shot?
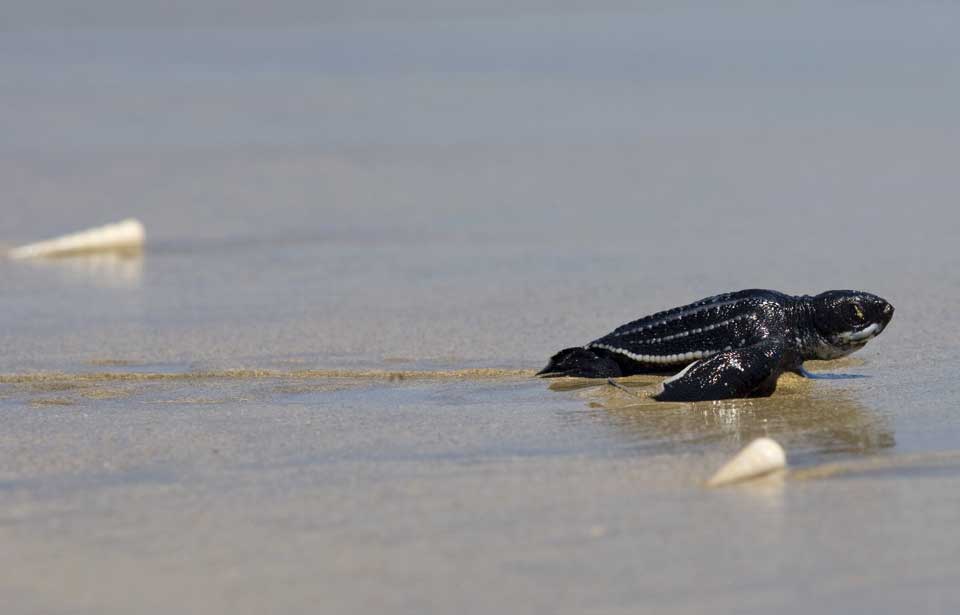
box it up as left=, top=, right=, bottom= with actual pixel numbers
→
left=3, top=2, right=960, bottom=613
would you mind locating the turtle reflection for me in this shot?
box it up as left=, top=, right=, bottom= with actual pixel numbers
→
left=553, top=374, right=894, bottom=457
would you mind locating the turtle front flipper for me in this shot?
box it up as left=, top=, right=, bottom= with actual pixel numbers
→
left=537, top=347, right=623, bottom=378
left=653, top=338, right=798, bottom=402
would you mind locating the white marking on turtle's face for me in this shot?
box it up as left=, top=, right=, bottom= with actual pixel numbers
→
left=817, top=322, right=885, bottom=359
left=836, top=322, right=882, bottom=343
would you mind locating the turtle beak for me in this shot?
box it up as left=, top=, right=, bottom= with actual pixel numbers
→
left=874, top=302, right=894, bottom=332
left=881, top=302, right=894, bottom=326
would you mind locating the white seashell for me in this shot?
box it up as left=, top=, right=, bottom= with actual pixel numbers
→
left=8, top=219, right=145, bottom=260
left=707, top=437, right=787, bottom=487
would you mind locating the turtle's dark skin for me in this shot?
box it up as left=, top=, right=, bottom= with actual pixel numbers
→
left=537, top=289, right=894, bottom=402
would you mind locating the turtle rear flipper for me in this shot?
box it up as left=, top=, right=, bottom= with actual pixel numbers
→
left=537, top=347, right=623, bottom=378
left=653, top=338, right=798, bottom=401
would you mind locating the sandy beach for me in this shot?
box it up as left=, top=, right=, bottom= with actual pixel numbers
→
left=4, top=4, right=960, bottom=613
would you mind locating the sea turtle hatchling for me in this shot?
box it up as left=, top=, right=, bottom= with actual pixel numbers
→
left=537, top=289, right=894, bottom=402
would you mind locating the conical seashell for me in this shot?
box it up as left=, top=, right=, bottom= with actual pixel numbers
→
left=8, top=219, right=145, bottom=259
left=707, top=437, right=787, bottom=487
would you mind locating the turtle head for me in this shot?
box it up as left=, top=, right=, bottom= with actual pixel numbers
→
left=809, top=290, right=894, bottom=358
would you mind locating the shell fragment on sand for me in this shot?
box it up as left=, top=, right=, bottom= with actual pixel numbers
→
left=707, top=437, right=787, bottom=487
left=8, top=219, right=145, bottom=260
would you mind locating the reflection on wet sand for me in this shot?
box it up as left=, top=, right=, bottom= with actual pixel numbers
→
left=552, top=371, right=895, bottom=459
left=11, top=248, right=144, bottom=289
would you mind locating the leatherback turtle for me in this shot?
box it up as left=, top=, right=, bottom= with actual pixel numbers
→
left=537, top=289, right=894, bottom=402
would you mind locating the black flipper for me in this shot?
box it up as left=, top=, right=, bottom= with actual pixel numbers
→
left=653, top=338, right=798, bottom=402
left=536, top=347, right=623, bottom=378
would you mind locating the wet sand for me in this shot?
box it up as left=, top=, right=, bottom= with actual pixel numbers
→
left=3, top=366, right=960, bottom=613
left=5, top=5, right=960, bottom=613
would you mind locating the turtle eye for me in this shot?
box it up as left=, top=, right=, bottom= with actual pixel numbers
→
left=849, top=303, right=865, bottom=321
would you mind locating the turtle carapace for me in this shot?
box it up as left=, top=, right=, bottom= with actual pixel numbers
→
left=537, top=289, right=894, bottom=402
